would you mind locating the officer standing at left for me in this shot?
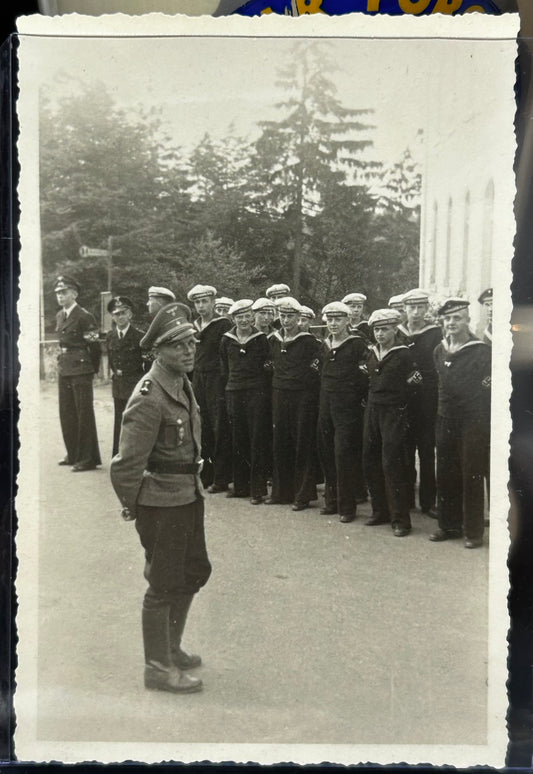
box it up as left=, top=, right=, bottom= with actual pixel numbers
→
left=110, top=303, right=211, bottom=694
left=54, top=275, right=102, bottom=471
left=106, top=296, right=145, bottom=456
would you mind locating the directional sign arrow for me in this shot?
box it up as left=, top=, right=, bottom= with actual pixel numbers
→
left=79, top=245, right=122, bottom=258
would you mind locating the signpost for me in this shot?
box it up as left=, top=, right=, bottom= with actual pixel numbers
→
left=79, top=237, right=122, bottom=293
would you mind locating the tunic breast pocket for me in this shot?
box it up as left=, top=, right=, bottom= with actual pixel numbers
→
left=160, top=418, right=187, bottom=447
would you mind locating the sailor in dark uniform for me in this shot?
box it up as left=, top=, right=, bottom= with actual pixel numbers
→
left=106, top=296, right=145, bottom=456
left=478, top=287, right=493, bottom=346
left=54, top=275, right=102, bottom=471
left=214, top=296, right=234, bottom=319
left=388, top=293, right=407, bottom=325
left=298, top=306, right=315, bottom=333
left=266, top=297, right=320, bottom=510
left=110, top=303, right=210, bottom=694
left=363, top=308, right=421, bottom=537
left=317, top=302, right=369, bottom=523
left=187, top=284, right=232, bottom=493
left=265, top=283, right=291, bottom=330
left=429, top=298, right=491, bottom=549
left=397, top=288, right=442, bottom=517
left=252, top=297, right=276, bottom=336
left=342, top=292, right=370, bottom=340
left=146, top=286, right=177, bottom=318
left=220, top=299, right=271, bottom=504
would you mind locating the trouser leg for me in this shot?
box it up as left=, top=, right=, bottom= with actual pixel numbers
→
left=331, top=397, right=362, bottom=518
left=248, top=389, right=268, bottom=498
left=58, top=376, right=77, bottom=463
left=416, top=387, right=437, bottom=512
left=112, top=397, right=127, bottom=457
left=213, top=388, right=232, bottom=488
left=436, top=416, right=463, bottom=532
left=272, top=389, right=295, bottom=503
left=227, top=391, right=251, bottom=496
left=71, top=374, right=101, bottom=466
left=293, top=390, right=319, bottom=505
left=380, top=405, right=412, bottom=529
left=363, top=405, right=390, bottom=521
left=461, top=415, right=489, bottom=541
left=317, top=392, right=337, bottom=510
left=194, top=373, right=215, bottom=488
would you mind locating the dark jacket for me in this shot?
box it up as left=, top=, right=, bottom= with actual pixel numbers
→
left=268, top=330, right=320, bottom=392
left=55, top=304, right=101, bottom=376
left=220, top=328, right=270, bottom=391
left=106, top=325, right=145, bottom=400
left=433, top=336, right=491, bottom=418
left=397, top=323, right=442, bottom=386
left=366, top=343, right=419, bottom=407
left=193, top=314, right=232, bottom=373
left=319, top=335, right=369, bottom=397
left=110, top=360, right=203, bottom=515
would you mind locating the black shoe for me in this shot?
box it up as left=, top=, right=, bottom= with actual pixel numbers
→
left=58, top=457, right=71, bottom=466
left=292, top=502, right=309, bottom=511
left=393, top=526, right=410, bottom=537
left=250, top=497, right=263, bottom=505
left=72, top=463, right=98, bottom=472
left=429, top=528, right=462, bottom=542
left=144, top=664, right=203, bottom=694
left=207, top=483, right=228, bottom=493
left=174, top=648, right=202, bottom=670
left=226, top=490, right=249, bottom=498
left=464, top=538, right=483, bottom=549
left=365, top=515, right=390, bottom=526
left=320, top=506, right=337, bottom=515
left=421, top=507, right=438, bottom=519
left=339, top=513, right=355, bottom=523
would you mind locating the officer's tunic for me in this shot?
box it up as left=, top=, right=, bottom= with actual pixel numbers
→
left=56, top=304, right=101, bottom=467
left=397, top=323, right=442, bottom=512
left=363, top=342, right=417, bottom=529
left=268, top=330, right=321, bottom=505
left=106, top=324, right=145, bottom=456
left=192, top=314, right=232, bottom=489
left=110, top=360, right=211, bottom=599
left=317, top=335, right=369, bottom=517
left=433, top=335, right=491, bottom=541
left=220, top=327, right=270, bottom=499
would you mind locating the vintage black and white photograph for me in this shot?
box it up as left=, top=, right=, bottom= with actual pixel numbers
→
left=15, top=11, right=516, bottom=765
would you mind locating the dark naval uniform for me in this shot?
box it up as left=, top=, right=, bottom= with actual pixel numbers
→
left=433, top=336, right=491, bottom=541
left=192, top=314, right=232, bottom=490
left=363, top=341, right=419, bottom=531
left=317, top=335, right=369, bottom=519
left=397, top=322, right=442, bottom=513
left=56, top=304, right=101, bottom=468
left=220, top=327, right=271, bottom=500
left=268, top=330, right=321, bottom=507
left=106, top=324, right=145, bottom=456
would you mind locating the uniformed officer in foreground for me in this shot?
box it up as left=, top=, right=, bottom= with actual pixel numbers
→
left=54, top=275, right=102, bottom=471
left=106, top=296, right=145, bottom=456
left=110, top=303, right=211, bottom=694
left=429, top=298, right=491, bottom=549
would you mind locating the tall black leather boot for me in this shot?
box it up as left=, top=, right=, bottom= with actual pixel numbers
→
left=142, top=598, right=202, bottom=693
left=169, top=594, right=202, bottom=670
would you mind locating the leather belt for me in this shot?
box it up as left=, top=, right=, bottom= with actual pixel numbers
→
left=146, top=461, right=201, bottom=475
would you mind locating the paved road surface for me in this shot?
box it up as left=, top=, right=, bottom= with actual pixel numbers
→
left=36, top=383, right=488, bottom=746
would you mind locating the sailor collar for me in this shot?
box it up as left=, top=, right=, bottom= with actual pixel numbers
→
left=323, top=334, right=358, bottom=351
left=270, top=330, right=312, bottom=345
left=224, top=327, right=265, bottom=346
left=441, top=336, right=485, bottom=355
left=194, top=313, right=225, bottom=333
left=370, top=344, right=409, bottom=362
left=397, top=323, right=440, bottom=338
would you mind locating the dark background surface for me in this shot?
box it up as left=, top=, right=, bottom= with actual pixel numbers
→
left=1, top=0, right=532, bottom=767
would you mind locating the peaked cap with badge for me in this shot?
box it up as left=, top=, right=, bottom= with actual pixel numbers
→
left=141, top=302, right=196, bottom=351
left=438, top=297, right=470, bottom=317
left=478, top=288, right=493, bottom=305
left=108, top=296, right=134, bottom=314
left=54, top=275, right=81, bottom=294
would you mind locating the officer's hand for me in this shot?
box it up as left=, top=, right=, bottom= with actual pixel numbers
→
left=121, top=507, right=136, bottom=522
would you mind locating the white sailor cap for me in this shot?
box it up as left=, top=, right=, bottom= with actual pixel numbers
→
left=148, top=286, right=176, bottom=301
left=229, top=299, right=254, bottom=317
left=300, top=305, right=315, bottom=319
left=322, top=301, right=351, bottom=320
left=187, top=284, right=217, bottom=302
left=215, top=296, right=234, bottom=309
left=388, top=293, right=405, bottom=309
left=252, top=297, right=276, bottom=312
left=265, top=283, right=290, bottom=299
left=368, top=308, right=402, bottom=328
left=276, top=296, right=302, bottom=314
left=402, top=288, right=430, bottom=305
left=342, top=292, right=367, bottom=304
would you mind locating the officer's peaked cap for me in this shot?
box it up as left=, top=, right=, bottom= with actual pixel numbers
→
left=276, top=296, right=302, bottom=314
left=107, top=295, right=134, bottom=314
left=266, top=283, right=290, bottom=299
left=322, top=302, right=351, bottom=318
left=438, top=297, right=470, bottom=317
left=388, top=293, right=405, bottom=308
left=402, top=288, right=430, bottom=305
left=141, top=303, right=196, bottom=350
left=54, top=275, right=80, bottom=294
left=187, top=284, right=217, bottom=302
left=368, top=308, right=402, bottom=328
left=148, top=286, right=176, bottom=301
left=300, top=305, right=315, bottom=319
left=342, top=292, right=367, bottom=304
left=229, top=299, right=254, bottom=317
left=252, top=297, right=276, bottom=312
left=478, top=288, right=493, bottom=305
